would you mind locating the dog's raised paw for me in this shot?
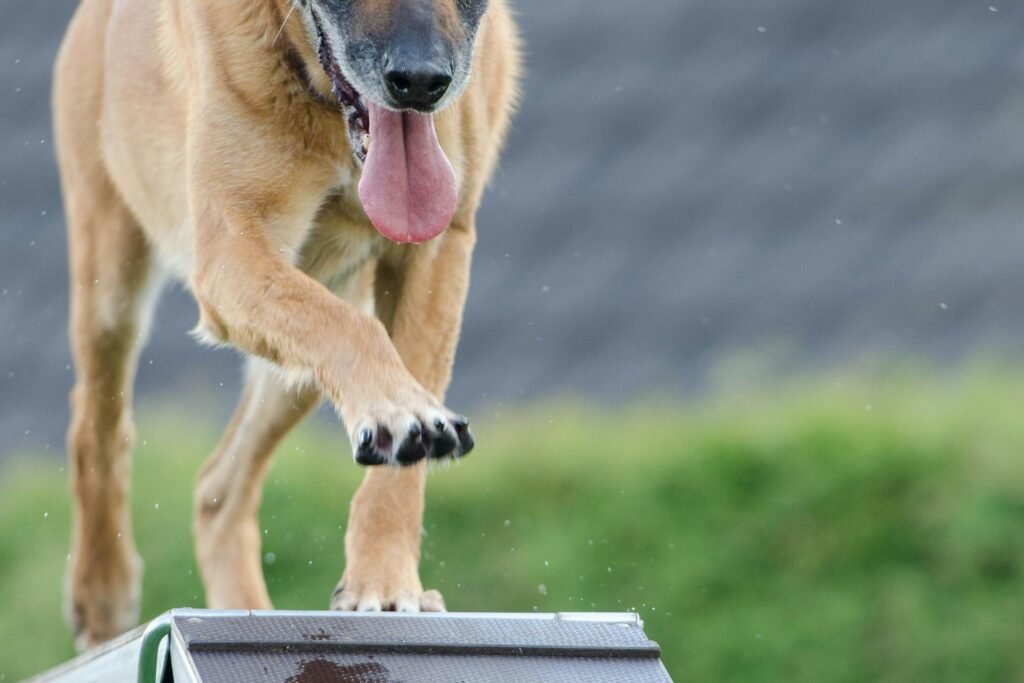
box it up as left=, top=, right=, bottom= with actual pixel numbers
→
left=352, top=413, right=474, bottom=467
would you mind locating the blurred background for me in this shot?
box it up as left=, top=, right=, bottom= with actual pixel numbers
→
left=3, top=0, right=1024, bottom=680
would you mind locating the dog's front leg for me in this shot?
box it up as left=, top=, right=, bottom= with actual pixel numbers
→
left=189, top=193, right=467, bottom=468
left=332, top=224, right=476, bottom=613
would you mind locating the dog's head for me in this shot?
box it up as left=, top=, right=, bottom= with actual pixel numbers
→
left=307, top=0, right=489, bottom=115
left=293, top=0, right=490, bottom=243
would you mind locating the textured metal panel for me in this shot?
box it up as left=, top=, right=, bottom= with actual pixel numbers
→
left=188, top=652, right=672, bottom=683
left=174, top=613, right=660, bottom=659
left=31, top=611, right=672, bottom=682
left=175, top=612, right=671, bottom=681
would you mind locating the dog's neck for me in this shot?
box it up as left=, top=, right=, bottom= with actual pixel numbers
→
left=280, top=35, right=331, bottom=107
left=269, top=0, right=336, bottom=103
left=206, top=0, right=336, bottom=115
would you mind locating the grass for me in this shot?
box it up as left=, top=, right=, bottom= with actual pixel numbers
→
left=2, top=367, right=1024, bottom=681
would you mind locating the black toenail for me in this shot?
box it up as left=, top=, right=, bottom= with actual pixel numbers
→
left=432, top=430, right=458, bottom=459
left=359, top=429, right=373, bottom=447
left=457, top=427, right=475, bottom=457
left=410, top=423, right=422, bottom=438
left=452, top=416, right=469, bottom=432
left=434, top=418, right=446, bottom=431
left=356, top=449, right=386, bottom=466
left=396, top=435, right=427, bottom=466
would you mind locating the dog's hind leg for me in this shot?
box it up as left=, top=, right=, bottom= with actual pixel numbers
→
left=61, top=177, right=161, bottom=651
left=193, top=359, right=320, bottom=609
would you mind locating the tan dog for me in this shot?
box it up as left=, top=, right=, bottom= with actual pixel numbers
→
left=53, top=0, right=519, bottom=650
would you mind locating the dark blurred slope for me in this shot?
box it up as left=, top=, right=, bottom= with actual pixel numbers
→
left=2, top=1, right=1024, bottom=454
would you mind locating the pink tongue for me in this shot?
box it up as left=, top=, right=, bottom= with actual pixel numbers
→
left=358, top=101, right=458, bottom=244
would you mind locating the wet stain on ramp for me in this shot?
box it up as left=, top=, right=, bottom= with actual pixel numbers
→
left=286, top=658, right=392, bottom=683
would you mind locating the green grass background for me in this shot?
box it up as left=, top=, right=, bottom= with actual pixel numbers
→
left=2, top=368, right=1024, bottom=681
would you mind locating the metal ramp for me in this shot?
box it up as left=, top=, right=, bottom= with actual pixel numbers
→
left=31, top=610, right=672, bottom=682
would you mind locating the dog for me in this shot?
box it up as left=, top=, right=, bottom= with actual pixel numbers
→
left=53, top=0, right=519, bottom=650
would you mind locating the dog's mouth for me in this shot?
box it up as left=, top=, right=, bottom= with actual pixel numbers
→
left=311, top=13, right=458, bottom=244
left=313, top=14, right=370, bottom=164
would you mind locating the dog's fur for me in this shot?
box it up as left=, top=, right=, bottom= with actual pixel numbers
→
left=53, top=0, right=519, bottom=649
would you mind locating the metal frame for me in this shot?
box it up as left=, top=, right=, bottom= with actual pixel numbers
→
left=33, top=610, right=664, bottom=682
left=136, top=613, right=172, bottom=683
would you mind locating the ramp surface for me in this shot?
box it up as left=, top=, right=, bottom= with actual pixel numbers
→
left=35, top=610, right=672, bottom=682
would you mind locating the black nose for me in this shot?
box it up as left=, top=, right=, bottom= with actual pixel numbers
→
left=384, top=67, right=452, bottom=110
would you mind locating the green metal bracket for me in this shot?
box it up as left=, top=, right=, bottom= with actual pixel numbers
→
left=136, top=614, right=172, bottom=683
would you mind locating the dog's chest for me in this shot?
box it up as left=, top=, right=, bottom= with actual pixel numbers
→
left=298, top=187, right=386, bottom=290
